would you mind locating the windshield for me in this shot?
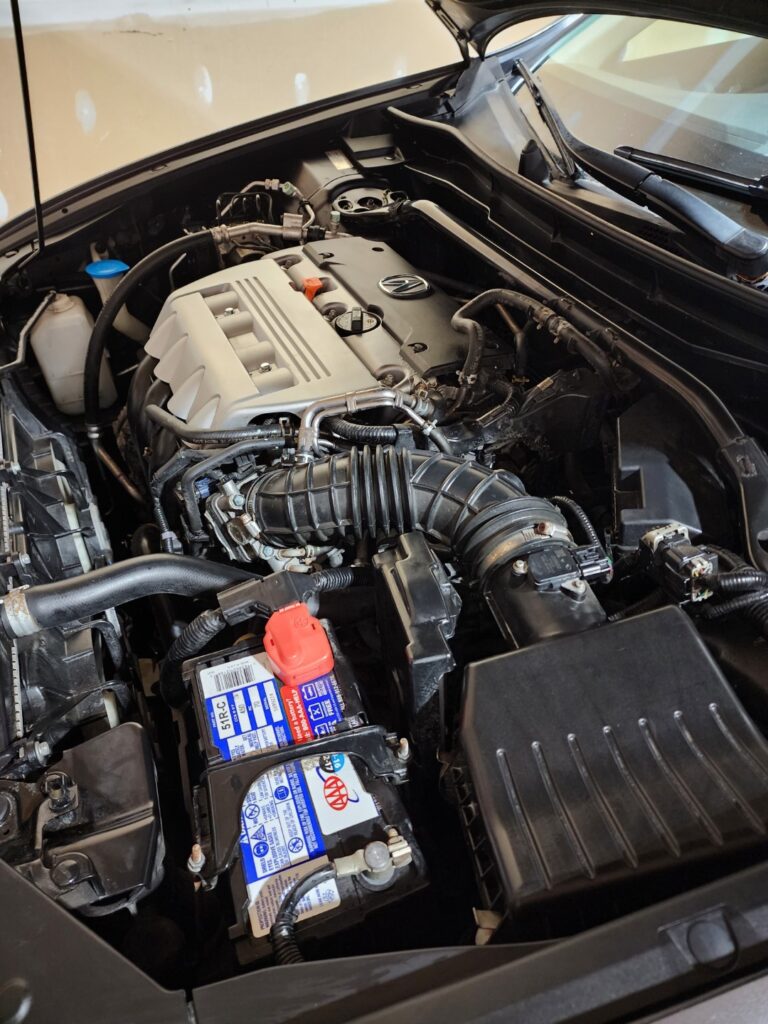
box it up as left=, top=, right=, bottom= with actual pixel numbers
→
left=513, top=14, right=768, bottom=179
left=0, top=0, right=458, bottom=228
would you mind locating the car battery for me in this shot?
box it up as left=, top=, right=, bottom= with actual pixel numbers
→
left=228, top=749, right=426, bottom=961
left=189, top=607, right=366, bottom=768
left=185, top=604, right=427, bottom=962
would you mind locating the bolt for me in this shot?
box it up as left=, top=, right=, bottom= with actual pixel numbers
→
left=258, top=362, right=272, bottom=374
left=329, top=210, right=341, bottom=227
left=223, top=306, right=237, bottom=316
left=33, top=740, right=51, bottom=764
left=44, top=771, right=73, bottom=811
left=512, top=559, right=527, bottom=576
left=188, top=843, right=206, bottom=874
left=51, top=857, right=81, bottom=889
left=396, top=737, right=411, bottom=763
left=572, top=579, right=587, bottom=594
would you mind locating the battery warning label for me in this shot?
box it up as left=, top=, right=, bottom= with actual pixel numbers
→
left=239, top=755, right=377, bottom=937
left=199, top=653, right=345, bottom=761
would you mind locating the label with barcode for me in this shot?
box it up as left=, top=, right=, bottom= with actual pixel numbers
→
left=198, top=653, right=345, bottom=762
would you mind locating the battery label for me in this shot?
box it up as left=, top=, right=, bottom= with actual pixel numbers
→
left=239, top=754, right=377, bottom=937
left=199, top=653, right=345, bottom=761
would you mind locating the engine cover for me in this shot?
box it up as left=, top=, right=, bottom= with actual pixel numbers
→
left=145, top=238, right=464, bottom=430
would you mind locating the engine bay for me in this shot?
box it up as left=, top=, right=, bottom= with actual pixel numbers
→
left=1, top=123, right=768, bottom=991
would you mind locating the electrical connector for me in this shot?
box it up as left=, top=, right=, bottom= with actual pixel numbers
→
left=640, top=523, right=718, bottom=603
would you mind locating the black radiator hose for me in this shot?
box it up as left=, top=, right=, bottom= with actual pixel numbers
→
left=247, top=446, right=569, bottom=583
left=0, top=555, right=253, bottom=638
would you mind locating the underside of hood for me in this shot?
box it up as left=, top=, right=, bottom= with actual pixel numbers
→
left=426, top=0, right=768, bottom=55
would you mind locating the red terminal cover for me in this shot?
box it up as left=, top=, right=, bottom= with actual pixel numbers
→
left=264, top=602, right=334, bottom=687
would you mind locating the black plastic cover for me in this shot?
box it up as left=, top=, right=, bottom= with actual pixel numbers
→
left=16, top=723, right=162, bottom=910
left=373, top=531, right=461, bottom=749
left=460, top=606, right=768, bottom=912
left=612, top=393, right=730, bottom=547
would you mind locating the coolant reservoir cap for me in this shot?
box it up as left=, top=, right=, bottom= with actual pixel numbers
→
left=264, top=602, right=334, bottom=687
left=85, top=259, right=130, bottom=279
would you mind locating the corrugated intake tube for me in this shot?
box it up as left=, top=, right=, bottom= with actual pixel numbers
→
left=246, top=446, right=569, bottom=582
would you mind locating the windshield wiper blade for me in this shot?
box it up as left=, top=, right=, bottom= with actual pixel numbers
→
left=513, top=60, right=768, bottom=280
left=615, top=146, right=768, bottom=202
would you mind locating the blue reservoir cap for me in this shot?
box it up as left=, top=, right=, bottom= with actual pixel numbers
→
left=85, top=259, right=130, bottom=279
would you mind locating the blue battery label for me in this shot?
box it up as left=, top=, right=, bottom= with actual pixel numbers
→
left=238, top=754, right=378, bottom=938
left=199, top=653, right=344, bottom=761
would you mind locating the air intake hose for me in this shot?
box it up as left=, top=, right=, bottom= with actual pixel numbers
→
left=246, top=447, right=569, bottom=584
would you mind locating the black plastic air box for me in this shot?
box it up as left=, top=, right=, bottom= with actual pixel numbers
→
left=459, top=606, right=768, bottom=915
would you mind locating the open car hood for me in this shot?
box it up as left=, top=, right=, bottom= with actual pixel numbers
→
left=426, top=0, right=768, bottom=55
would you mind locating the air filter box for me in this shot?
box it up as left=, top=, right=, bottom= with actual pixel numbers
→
left=459, top=606, right=768, bottom=916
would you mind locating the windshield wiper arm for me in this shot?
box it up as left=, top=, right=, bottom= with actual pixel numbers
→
left=615, top=146, right=768, bottom=202
left=515, top=59, right=578, bottom=180
left=513, top=60, right=768, bottom=280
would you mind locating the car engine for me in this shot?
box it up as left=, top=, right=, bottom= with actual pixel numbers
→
left=0, top=139, right=767, bottom=987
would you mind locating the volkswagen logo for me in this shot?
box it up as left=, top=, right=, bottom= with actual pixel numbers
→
left=378, top=274, right=432, bottom=299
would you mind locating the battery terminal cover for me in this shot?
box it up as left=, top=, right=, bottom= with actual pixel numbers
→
left=264, top=602, right=334, bottom=687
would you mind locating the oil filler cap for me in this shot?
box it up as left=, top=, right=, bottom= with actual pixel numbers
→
left=264, top=602, right=334, bottom=687
left=334, top=307, right=381, bottom=336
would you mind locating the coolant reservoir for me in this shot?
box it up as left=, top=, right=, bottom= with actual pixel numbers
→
left=29, top=293, right=117, bottom=415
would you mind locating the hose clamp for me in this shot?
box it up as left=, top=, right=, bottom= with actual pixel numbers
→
left=1, top=586, right=40, bottom=638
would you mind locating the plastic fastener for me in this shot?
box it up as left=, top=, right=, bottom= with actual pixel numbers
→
left=264, top=602, right=334, bottom=687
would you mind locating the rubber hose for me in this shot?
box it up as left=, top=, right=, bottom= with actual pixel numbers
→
left=2, top=555, right=253, bottom=636
left=551, top=495, right=602, bottom=548
left=127, top=355, right=157, bottom=457
left=246, top=446, right=569, bottom=583
left=85, top=231, right=215, bottom=426
left=453, top=289, right=615, bottom=389
left=90, top=619, right=124, bottom=670
left=151, top=447, right=220, bottom=534
left=180, top=437, right=286, bottom=538
left=326, top=417, right=398, bottom=445
left=145, top=404, right=286, bottom=446
left=489, top=379, right=517, bottom=403
left=270, top=861, right=337, bottom=965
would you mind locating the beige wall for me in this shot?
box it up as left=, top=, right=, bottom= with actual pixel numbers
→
left=0, top=1, right=459, bottom=225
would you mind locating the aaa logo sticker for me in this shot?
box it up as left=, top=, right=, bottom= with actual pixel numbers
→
left=322, top=774, right=349, bottom=811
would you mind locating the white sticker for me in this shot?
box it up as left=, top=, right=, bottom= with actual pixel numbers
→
left=239, top=755, right=377, bottom=938
left=200, top=653, right=274, bottom=698
left=248, top=856, right=340, bottom=938
left=302, top=753, right=378, bottom=836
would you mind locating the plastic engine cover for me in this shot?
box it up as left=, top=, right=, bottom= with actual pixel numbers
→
left=144, top=238, right=463, bottom=430
left=460, top=606, right=768, bottom=914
